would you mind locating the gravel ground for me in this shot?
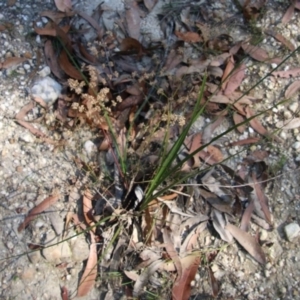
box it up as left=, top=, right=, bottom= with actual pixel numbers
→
left=0, top=0, right=300, bottom=299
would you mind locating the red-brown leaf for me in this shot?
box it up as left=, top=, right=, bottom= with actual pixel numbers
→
left=282, top=3, right=295, bottom=24
left=285, top=80, right=300, bottom=98
left=58, top=50, right=84, bottom=80
left=242, top=43, right=269, bottom=62
left=172, top=254, right=201, bottom=300
left=144, top=0, right=158, bottom=11
left=272, top=67, right=300, bottom=78
left=54, top=0, right=72, bottom=12
left=1, top=56, right=28, bottom=69
left=251, top=173, right=272, bottom=225
left=44, top=40, right=65, bottom=79
left=225, top=223, right=266, bottom=264
left=175, top=31, right=202, bottom=43
left=77, top=232, right=97, bottom=297
left=233, top=112, right=246, bottom=133
left=83, top=190, right=94, bottom=227
left=125, top=0, right=141, bottom=40
left=224, top=63, right=246, bottom=96
left=208, top=266, right=220, bottom=298
left=18, top=194, right=60, bottom=232
left=265, top=29, right=295, bottom=51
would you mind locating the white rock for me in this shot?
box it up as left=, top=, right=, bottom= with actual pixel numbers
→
left=83, top=140, right=97, bottom=159
left=19, top=133, right=35, bottom=143
left=284, top=223, right=300, bottom=241
left=289, top=102, right=298, bottom=113
left=38, top=66, right=51, bottom=78
left=293, top=142, right=300, bottom=150
left=30, top=76, right=62, bottom=106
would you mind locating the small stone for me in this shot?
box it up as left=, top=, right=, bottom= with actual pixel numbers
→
left=20, top=132, right=35, bottom=143
left=284, top=223, right=300, bottom=241
left=293, top=142, right=300, bottom=150
left=38, top=66, right=51, bottom=77
left=6, top=241, right=14, bottom=249
left=289, top=102, right=298, bottom=113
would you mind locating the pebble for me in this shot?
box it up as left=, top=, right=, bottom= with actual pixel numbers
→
left=289, top=102, right=298, bottom=113
left=38, top=66, right=51, bottom=78
left=284, top=223, right=300, bottom=242
left=292, top=142, right=300, bottom=150
left=30, top=76, right=62, bottom=106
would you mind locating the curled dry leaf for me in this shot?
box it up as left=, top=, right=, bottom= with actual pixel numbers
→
left=175, top=31, right=202, bottom=43
left=125, top=0, right=141, bottom=40
left=285, top=80, right=300, bottom=98
left=242, top=43, right=269, bottom=62
left=162, top=227, right=182, bottom=278
left=208, top=266, right=220, bottom=298
left=54, top=0, right=72, bottom=12
left=18, top=194, right=60, bottom=232
left=77, top=232, right=97, bottom=297
left=44, top=40, right=65, bottom=79
left=172, top=253, right=201, bottom=300
left=225, top=223, right=266, bottom=264
left=223, top=63, right=246, bottom=96
left=250, top=172, right=272, bottom=225
left=58, top=50, right=84, bottom=80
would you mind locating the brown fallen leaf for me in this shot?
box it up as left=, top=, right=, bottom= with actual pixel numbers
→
left=1, top=56, right=28, bottom=69
left=18, top=194, right=60, bottom=232
left=282, top=2, right=295, bottom=24
left=75, top=10, right=104, bottom=39
left=250, top=172, right=272, bottom=225
left=221, top=56, right=235, bottom=91
left=272, top=68, right=300, bottom=78
left=208, top=266, right=220, bottom=298
left=229, top=137, right=260, bottom=146
left=242, top=43, right=269, bottom=62
left=7, top=0, right=16, bottom=6
left=163, top=227, right=182, bottom=278
left=245, top=106, right=274, bottom=139
left=119, top=37, right=145, bottom=56
left=240, top=200, right=254, bottom=232
left=61, top=286, right=68, bottom=300
left=224, top=63, right=246, bottom=96
left=40, top=10, right=75, bottom=24
left=233, top=112, right=246, bottom=133
left=285, top=80, right=300, bottom=98
left=77, top=232, right=97, bottom=297
left=125, top=0, right=141, bottom=40
left=54, top=0, right=72, bottom=12
left=58, top=49, right=84, bottom=80
left=172, top=253, right=201, bottom=300
left=44, top=40, right=65, bottom=79
left=83, top=190, right=95, bottom=231
left=175, top=31, right=202, bottom=43
left=144, top=0, right=158, bottom=11
left=264, top=29, right=295, bottom=51
left=276, top=118, right=300, bottom=129
left=225, top=223, right=266, bottom=264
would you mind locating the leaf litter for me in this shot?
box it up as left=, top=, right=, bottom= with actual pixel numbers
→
left=13, top=0, right=296, bottom=298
